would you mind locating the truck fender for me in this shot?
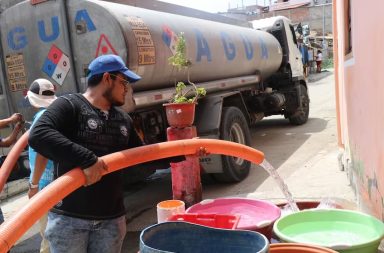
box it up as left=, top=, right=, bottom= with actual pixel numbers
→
left=194, top=91, right=250, bottom=136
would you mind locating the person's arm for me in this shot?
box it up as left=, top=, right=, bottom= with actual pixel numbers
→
left=29, top=97, right=98, bottom=171
left=0, top=113, right=22, bottom=129
left=27, top=153, right=49, bottom=199
left=0, top=121, right=23, bottom=147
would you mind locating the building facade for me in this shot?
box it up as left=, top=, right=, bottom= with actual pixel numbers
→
left=334, top=0, right=384, bottom=219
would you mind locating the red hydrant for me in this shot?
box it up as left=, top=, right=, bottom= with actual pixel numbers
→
left=167, top=126, right=202, bottom=207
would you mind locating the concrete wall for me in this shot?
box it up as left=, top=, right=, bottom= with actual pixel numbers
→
left=104, top=0, right=251, bottom=27
left=248, top=4, right=333, bottom=36
left=334, top=0, right=384, bottom=219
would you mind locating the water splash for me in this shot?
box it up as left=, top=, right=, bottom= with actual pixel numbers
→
left=259, top=159, right=299, bottom=212
left=317, top=197, right=338, bottom=209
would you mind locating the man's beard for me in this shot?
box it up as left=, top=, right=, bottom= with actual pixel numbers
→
left=103, top=85, right=124, bottom=107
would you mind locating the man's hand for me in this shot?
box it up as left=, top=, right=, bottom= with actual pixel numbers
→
left=14, top=121, right=24, bottom=132
left=192, top=138, right=210, bottom=157
left=195, top=146, right=209, bottom=157
left=28, top=187, right=39, bottom=199
left=83, top=158, right=108, bottom=186
left=10, top=113, right=22, bottom=123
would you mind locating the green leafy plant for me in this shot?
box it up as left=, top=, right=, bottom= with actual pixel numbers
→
left=168, top=32, right=206, bottom=103
left=168, top=32, right=191, bottom=70
left=171, top=81, right=207, bottom=103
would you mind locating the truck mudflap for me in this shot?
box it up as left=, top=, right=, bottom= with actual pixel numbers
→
left=195, top=93, right=251, bottom=182
left=213, top=106, right=251, bottom=182
left=286, top=83, right=309, bottom=125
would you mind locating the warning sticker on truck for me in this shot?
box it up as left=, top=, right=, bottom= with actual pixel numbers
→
left=138, top=47, right=155, bottom=65
left=126, top=16, right=148, bottom=30
left=133, top=30, right=154, bottom=47
left=5, top=53, right=27, bottom=92
left=126, top=16, right=156, bottom=65
left=42, top=45, right=70, bottom=86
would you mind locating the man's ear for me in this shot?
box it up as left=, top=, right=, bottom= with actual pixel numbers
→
left=102, top=72, right=111, bottom=86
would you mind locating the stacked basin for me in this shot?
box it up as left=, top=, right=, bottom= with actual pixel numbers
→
left=140, top=221, right=269, bottom=253
left=270, top=243, right=338, bottom=252
left=140, top=198, right=384, bottom=253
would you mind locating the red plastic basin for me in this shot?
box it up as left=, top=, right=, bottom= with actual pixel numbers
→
left=186, top=198, right=281, bottom=240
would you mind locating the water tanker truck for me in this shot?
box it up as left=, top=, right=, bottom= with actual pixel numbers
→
left=0, top=0, right=308, bottom=183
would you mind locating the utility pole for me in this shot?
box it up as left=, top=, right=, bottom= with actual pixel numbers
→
left=322, top=1, right=325, bottom=48
left=322, top=0, right=327, bottom=57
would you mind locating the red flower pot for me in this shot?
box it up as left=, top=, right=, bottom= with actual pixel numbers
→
left=163, top=103, right=196, bottom=128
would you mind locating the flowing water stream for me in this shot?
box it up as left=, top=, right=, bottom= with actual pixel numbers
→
left=259, top=159, right=300, bottom=212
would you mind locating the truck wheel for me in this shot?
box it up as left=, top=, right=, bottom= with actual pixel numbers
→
left=288, top=84, right=309, bottom=125
left=213, top=107, right=251, bottom=183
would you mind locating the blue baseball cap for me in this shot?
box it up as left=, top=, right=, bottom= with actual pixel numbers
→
left=87, top=54, right=141, bottom=83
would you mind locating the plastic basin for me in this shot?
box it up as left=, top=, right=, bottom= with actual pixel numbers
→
left=167, top=213, right=240, bottom=229
left=270, top=243, right=338, bottom=252
left=273, top=209, right=384, bottom=253
left=186, top=198, right=281, bottom=240
left=140, top=221, right=269, bottom=253
left=277, top=201, right=343, bottom=210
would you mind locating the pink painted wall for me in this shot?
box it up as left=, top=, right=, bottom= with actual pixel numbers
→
left=334, top=1, right=384, bottom=218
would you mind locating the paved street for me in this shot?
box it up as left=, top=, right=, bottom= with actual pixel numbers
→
left=6, top=69, right=356, bottom=252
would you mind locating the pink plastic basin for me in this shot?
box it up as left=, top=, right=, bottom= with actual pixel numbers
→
left=186, top=198, right=281, bottom=240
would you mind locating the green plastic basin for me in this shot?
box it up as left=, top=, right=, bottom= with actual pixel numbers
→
left=273, top=209, right=384, bottom=253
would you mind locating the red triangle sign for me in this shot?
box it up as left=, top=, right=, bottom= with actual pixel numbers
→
left=95, top=34, right=118, bottom=57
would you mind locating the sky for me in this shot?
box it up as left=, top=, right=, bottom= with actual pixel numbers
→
left=157, top=0, right=269, bottom=13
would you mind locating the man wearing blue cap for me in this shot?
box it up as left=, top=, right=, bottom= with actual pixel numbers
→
left=29, top=55, right=143, bottom=253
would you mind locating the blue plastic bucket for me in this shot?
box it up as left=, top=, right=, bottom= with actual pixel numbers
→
left=140, top=221, right=269, bottom=253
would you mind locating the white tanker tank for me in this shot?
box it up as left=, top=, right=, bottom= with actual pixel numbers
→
left=67, top=0, right=283, bottom=91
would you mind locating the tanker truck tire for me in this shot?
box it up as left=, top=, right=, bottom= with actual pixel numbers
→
left=213, top=107, right=251, bottom=183
left=288, top=84, right=309, bottom=125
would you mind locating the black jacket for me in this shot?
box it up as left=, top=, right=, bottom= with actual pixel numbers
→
left=29, top=94, right=143, bottom=219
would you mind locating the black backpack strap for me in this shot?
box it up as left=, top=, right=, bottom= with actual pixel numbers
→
left=60, top=93, right=85, bottom=118
left=61, top=95, right=75, bottom=118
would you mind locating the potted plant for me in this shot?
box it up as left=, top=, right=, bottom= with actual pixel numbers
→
left=163, top=32, right=206, bottom=128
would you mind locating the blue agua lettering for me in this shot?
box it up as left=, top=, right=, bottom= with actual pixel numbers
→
left=38, top=16, right=60, bottom=42
left=75, top=9, right=96, bottom=32
left=7, top=27, right=27, bottom=50
left=195, top=29, right=211, bottom=62
left=220, top=32, right=236, bottom=61
left=241, top=35, right=254, bottom=60
left=259, top=37, right=269, bottom=59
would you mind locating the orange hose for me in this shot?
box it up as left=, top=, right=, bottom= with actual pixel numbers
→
left=0, top=131, right=29, bottom=194
left=0, top=139, right=264, bottom=252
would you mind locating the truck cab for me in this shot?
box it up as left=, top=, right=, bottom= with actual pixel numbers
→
left=252, top=16, right=304, bottom=80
